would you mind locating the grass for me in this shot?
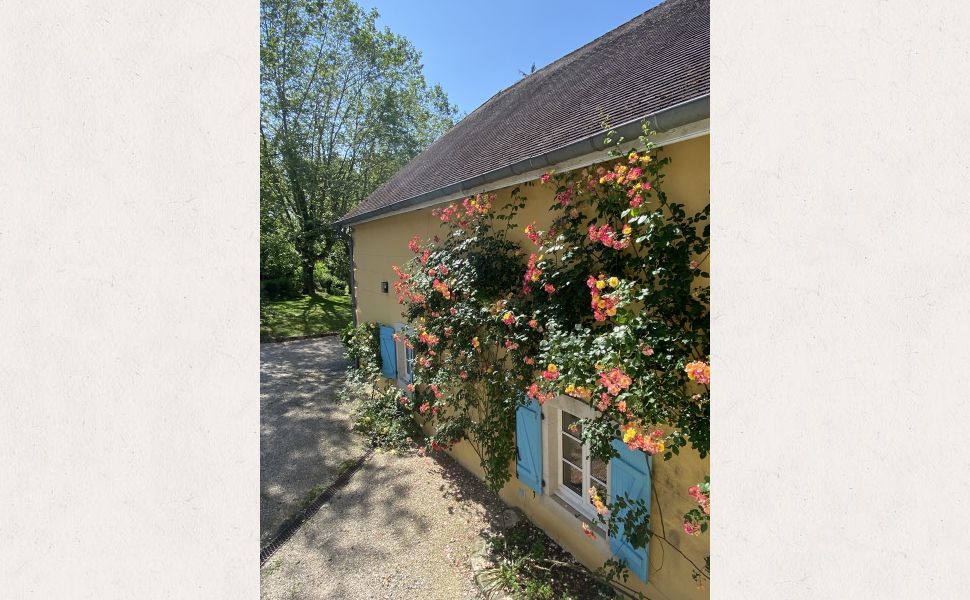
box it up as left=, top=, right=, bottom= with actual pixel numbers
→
left=260, top=293, right=352, bottom=341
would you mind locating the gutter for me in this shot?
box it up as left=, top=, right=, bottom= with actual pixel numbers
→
left=346, top=229, right=358, bottom=327
left=333, top=94, right=709, bottom=229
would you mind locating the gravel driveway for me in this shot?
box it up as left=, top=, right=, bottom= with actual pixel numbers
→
left=261, top=336, right=369, bottom=545
left=260, top=450, right=505, bottom=600
left=261, top=336, right=507, bottom=599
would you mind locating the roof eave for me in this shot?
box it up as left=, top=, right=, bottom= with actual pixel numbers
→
left=334, top=94, right=710, bottom=229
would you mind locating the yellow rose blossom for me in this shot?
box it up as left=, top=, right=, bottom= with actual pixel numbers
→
left=589, top=487, right=608, bottom=516
left=621, top=224, right=632, bottom=236
left=595, top=279, right=606, bottom=290
left=547, top=363, right=558, bottom=373
left=623, top=427, right=638, bottom=444
left=608, top=276, right=619, bottom=288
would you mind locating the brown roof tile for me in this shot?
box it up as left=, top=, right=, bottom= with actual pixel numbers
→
left=338, top=0, right=709, bottom=225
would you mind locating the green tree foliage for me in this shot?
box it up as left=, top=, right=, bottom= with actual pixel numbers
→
left=261, top=136, right=302, bottom=298
left=261, top=0, right=459, bottom=294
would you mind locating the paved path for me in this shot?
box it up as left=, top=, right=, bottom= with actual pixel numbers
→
left=261, top=337, right=368, bottom=545
left=260, top=450, right=505, bottom=600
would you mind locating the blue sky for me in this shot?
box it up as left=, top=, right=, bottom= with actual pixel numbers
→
left=358, top=0, right=664, bottom=115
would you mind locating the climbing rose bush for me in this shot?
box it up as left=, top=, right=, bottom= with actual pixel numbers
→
left=683, top=477, right=711, bottom=536
left=386, top=125, right=710, bottom=583
left=391, top=188, right=538, bottom=491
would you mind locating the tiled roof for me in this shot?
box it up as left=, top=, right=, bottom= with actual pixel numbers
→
left=338, top=0, right=709, bottom=225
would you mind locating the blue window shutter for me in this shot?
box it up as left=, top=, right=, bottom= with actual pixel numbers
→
left=378, top=325, right=397, bottom=379
left=515, top=398, right=543, bottom=494
left=609, top=439, right=651, bottom=583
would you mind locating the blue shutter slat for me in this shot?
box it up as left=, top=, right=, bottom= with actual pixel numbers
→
left=378, top=325, right=397, bottom=379
left=609, top=439, right=651, bottom=583
left=515, top=398, right=543, bottom=494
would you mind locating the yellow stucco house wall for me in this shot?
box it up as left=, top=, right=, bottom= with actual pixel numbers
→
left=348, top=134, right=710, bottom=600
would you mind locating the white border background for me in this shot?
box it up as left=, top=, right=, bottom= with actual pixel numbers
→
left=713, top=1, right=970, bottom=597
left=3, top=1, right=970, bottom=597
left=1, top=2, right=258, bottom=597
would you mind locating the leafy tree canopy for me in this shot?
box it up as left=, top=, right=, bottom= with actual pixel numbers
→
left=261, top=0, right=459, bottom=295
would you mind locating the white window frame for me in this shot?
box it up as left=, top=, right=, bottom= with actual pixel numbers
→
left=392, top=322, right=414, bottom=387
left=542, top=395, right=610, bottom=522
left=405, top=344, right=414, bottom=382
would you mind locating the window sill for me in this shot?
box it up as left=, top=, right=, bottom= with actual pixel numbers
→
left=550, top=492, right=607, bottom=539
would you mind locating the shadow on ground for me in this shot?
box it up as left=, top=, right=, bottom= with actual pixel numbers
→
left=260, top=337, right=368, bottom=545
left=260, top=293, right=351, bottom=339
left=260, top=446, right=509, bottom=600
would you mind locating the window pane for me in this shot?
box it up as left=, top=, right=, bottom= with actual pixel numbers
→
left=590, top=457, right=607, bottom=483
left=562, top=461, right=583, bottom=496
left=561, top=434, right=582, bottom=465
left=561, top=411, right=583, bottom=436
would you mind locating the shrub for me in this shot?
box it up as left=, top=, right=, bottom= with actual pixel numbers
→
left=260, top=275, right=301, bottom=300
left=314, top=263, right=348, bottom=296
left=338, top=323, right=422, bottom=451
left=340, top=322, right=380, bottom=369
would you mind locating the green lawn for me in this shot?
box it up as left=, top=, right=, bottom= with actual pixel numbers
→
left=260, top=293, right=352, bottom=341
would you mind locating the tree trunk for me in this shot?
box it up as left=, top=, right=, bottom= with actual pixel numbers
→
left=299, top=225, right=316, bottom=295
left=300, top=249, right=315, bottom=295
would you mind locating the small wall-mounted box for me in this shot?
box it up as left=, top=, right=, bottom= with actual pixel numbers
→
left=381, top=281, right=389, bottom=293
